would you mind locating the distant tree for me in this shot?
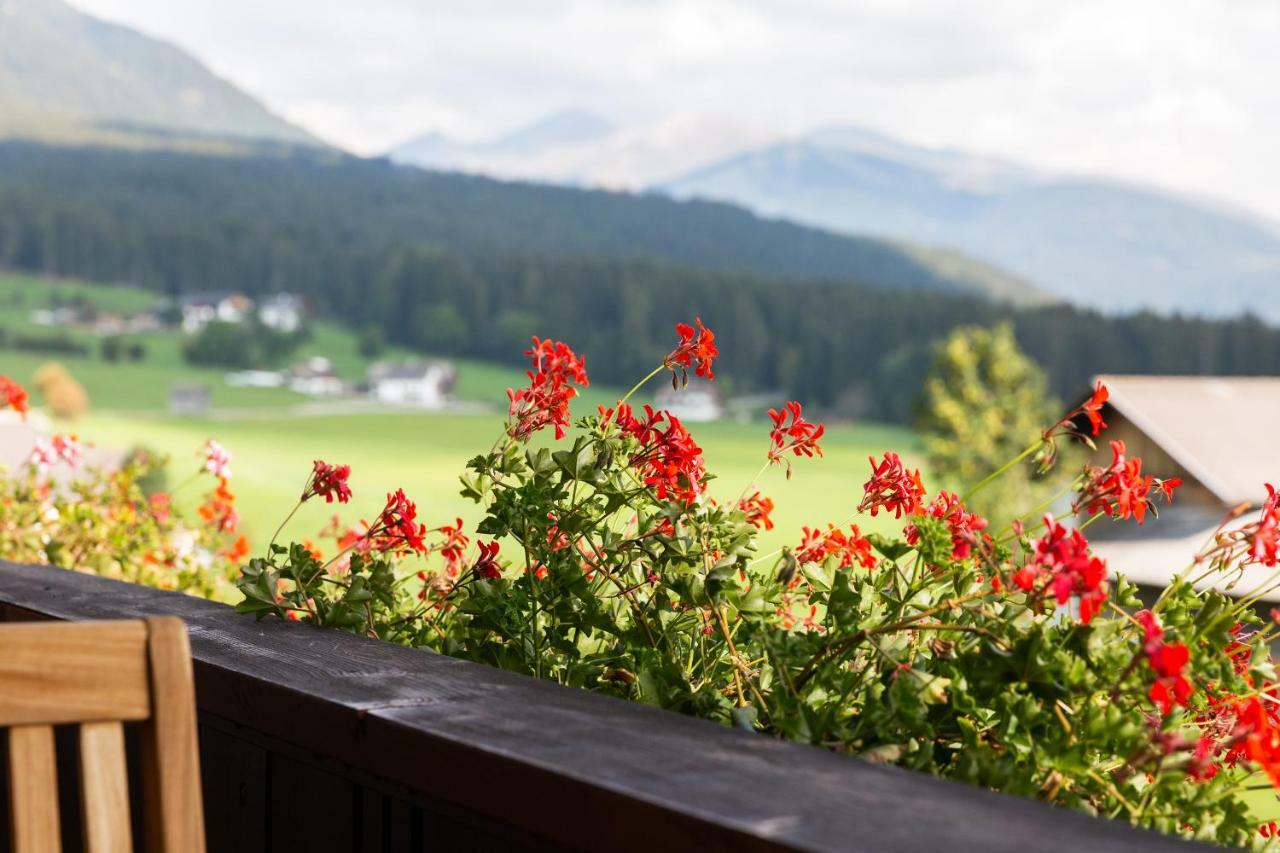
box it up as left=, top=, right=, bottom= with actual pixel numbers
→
left=183, top=321, right=255, bottom=369
left=917, top=323, right=1059, bottom=518
left=358, top=324, right=385, bottom=358
left=126, top=341, right=146, bottom=361
left=415, top=304, right=469, bottom=354
left=33, top=362, right=89, bottom=420
left=100, top=336, right=121, bottom=362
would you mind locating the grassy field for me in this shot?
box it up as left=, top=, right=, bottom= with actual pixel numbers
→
left=80, top=409, right=921, bottom=557
left=4, top=270, right=923, bottom=557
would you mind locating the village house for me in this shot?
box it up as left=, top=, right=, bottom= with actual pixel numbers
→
left=1071, top=375, right=1280, bottom=599
left=654, top=376, right=723, bottom=422
left=178, top=291, right=255, bottom=334
left=258, top=292, right=305, bottom=334
left=288, top=356, right=344, bottom=396
left=368, top=360, right=456, bottom=409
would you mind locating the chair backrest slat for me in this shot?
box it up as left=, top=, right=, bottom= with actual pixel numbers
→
left=0, top=621, right=150, bottom=726
left=8, top=724, right=61, bottom=853
left=78, top=721, right=133, bottom=853
left=140, top=617, right=205, bottom=853
left=2, top=617, right=204, bottom=853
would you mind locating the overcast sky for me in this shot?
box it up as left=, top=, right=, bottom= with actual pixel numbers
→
left=72, top=0, right=1280, bottom=222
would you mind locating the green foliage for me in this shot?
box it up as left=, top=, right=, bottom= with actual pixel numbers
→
left=918, top=323, right=1059, bottom=516
left=182, top=320, right=302, bottom=370
left=231, top=336, right=1280, bottom=846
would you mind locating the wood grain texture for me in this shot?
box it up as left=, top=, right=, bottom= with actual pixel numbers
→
left=140, top=617, right=206, bottom=853
left=0, top=560, right=1198, bottom=853
left=7, top=725, right=60, bottom=853
left=79, top=721, right=132, bottom=853
left=0, top=621, right=150, bottom=726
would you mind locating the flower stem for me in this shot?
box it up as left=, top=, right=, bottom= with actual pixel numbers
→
left=962, top=440, right=1041, bottom=503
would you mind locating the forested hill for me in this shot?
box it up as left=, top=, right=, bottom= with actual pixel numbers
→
left=0, top=143, right=1038, bottom=303
left=2, top=141, right=1280, bottom=422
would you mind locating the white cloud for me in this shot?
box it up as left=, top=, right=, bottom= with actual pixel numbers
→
left=69, top=0, right=1280, bottom=221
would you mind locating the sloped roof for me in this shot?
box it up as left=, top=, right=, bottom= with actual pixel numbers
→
left=1094, top=374, right=1279, bottom=506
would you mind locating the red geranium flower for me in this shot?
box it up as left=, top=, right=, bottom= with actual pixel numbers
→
left=904, top=491, right=989, bottom=560
left=303, top=460, right=352, bottom=504
left=1074, top=440, right=1179, bottom=524
left=795, top=524, right=876, bottom=570
left=859, top=452, right=926, bottom=519
left=507, top=337, right=589, bottom=441
left=1012, top=515, right=1108, bottom=624
left=738, top=490, right=775, bottom=531
left=1250, top=484, right=1279, bottom=567
left=473, top=540, right=502, bottom=579
left=766, top=401, right=824, bottom=477
left=601, top=403, right=706, bottom=504
left=366, top=488, right=429, bottom=555
left=665, top=318, right=717, bottom=383
left=1080, top=381, right=1109, bottom=436
left=1, top=376, right=29, bottom=417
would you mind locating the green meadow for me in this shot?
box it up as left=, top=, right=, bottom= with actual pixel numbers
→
left=80, top=410, right=920, bottom=558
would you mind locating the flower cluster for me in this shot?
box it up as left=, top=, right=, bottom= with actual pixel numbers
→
left=203, top=439, right=233, bottom=479
left=904, top=491, right=988, bottom=560
left=664, top=318, right=718, bottom=384
left=859, top=451, right=926, bottom=518
left=224, top=333, right=1280, bottom=847
left=365, top=489, right=429, bottom=555
left=507, top=337, right=590, bottom=441
left=1011, top=515, right=1108, bottom=624
left=302, top=459, right=352, bottom=504
left=1, top=376, right=29, bottom=417
left=796, top=523, right=876, bottom=570
left=1074, top=440, right=1180, bottom=523
left=198, top=477, right=239, bottom=534
left=604, top=403, right=706, bottom=504
left=28, top=433, right=85, bottom=475
left=738, top=490, right=775, bottom=531
left=766, top=401, right=824, bottom=477
left=1251, top=483, right=1279, bottom=567
left=1135, top=610, right=1194, bottom=715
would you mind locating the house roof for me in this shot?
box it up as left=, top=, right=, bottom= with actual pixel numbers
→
left=1092, top=374, right=1280, bottom=507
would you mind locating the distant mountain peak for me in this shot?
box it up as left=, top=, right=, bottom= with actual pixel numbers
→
left=490, top=109, right=616, bottom=151
left=0, top=0, right=325, bottom=150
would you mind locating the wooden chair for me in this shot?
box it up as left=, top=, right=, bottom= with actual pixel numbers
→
left=0, top=618, right=205, bottom=852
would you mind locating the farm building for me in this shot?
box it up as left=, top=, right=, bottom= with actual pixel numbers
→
left=259, top=292, right=305, bottom=333
left=1072, top=375, right=1279, bottom=598
left=179, top=291, right=254, bottom=334
left=368, top=360, right=456, bottom=408
left=288, top=356, right=344, bottom=396
left=654, top=376, right=723, bottom=422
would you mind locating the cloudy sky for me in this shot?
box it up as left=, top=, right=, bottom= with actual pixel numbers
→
left=72, top=0, right=1280, bottom=222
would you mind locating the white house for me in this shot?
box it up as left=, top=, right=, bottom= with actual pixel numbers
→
left=259, top=293, right=304, bottom=334
left=654, top=377, right=723, bottom=422
left=288, top=357, right=345, bottom=396
left=368, top=361, right=456, bottom=409
left=179, top=292, right=255, bottom=334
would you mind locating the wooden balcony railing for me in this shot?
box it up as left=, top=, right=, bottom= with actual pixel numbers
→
left=0, top=559, right=1192, bottom=852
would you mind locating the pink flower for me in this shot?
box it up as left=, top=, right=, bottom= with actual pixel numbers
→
left=202, top=439, right=233, bottom=479
left=28, top=433, right=84, bottom=474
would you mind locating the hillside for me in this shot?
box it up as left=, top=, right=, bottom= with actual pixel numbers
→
left=661, top=127, right=1280, bottom=323
left=0, top=142, right=1042, bottom=305
left=4, top=144, right=1280, bottom=423
left=0, top=0, right=322, bottom=149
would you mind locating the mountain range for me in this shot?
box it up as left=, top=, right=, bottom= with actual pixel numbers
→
left=3, top=0, right=1278, bottom=323
left=392, top=112, right=1280, bottom=323
left=0, top=0, right=322, bottom=150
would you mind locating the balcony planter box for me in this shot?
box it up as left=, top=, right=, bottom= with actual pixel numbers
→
left=0, top=559, right=1192, bottom=852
